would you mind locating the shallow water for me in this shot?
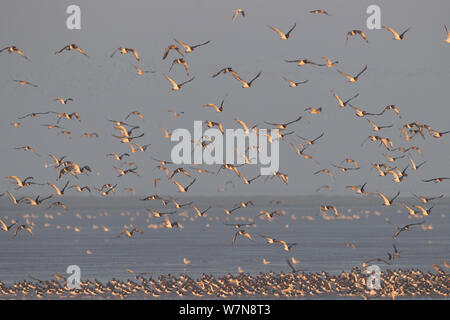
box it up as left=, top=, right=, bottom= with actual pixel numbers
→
left=0, top=197, right=448, bottom=285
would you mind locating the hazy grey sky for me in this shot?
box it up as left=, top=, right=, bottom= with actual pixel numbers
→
left=1, top=0, right=450, bottom=197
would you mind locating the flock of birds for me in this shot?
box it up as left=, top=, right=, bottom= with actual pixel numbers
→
left=0, top=269, right=448, bottom=299
left=1, top=7, right=449, bottom=298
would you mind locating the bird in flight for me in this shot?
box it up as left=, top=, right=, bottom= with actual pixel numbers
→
left=367, top=119, right=393, bottom=131
left=331, top=91, right=359, bottom=108
left=172, top=178, right=196, bottom=193
left=257, top=210, right=283, bottom=220
left=337, top=65, right=368, bottom=83
left=110, top=47, right=140, bottom=61
left=304, top=106, right=322, bottom=115
left=268, top=23, right=297, bottom=39
left=169, top=167, right=191, bottom=180
left=285, top=58, right=324, bottom=67
left=282, top=77, right=308, bottom=87
left=7, top=192, right=24, bottom=205
left=13, top=80, right=37, bottom=87
left=13, top=224, right=34, bottom=238
left=428, top=128, right=450, bottom=139
left=68, top=185, right=91, bottom=193
left=232, top=230, right=253, bottom=245
left=310, top=9, right=331, bottom=16
left=15, top=146, right=41, bottom=157
left=54, top=97, right=73, bottom=105
left=212, top=67, right=235, bottom=78
left=297, top=132, right=324, bottom=145
left=192, top=206, right=211, bottom=217
left=125, top=111, right=145, bottom=121
left=0, top=46, right=30, bottom=60
left=376, top=191, right=400, bottom=206
left=223, top=206, right=241, bottom=216
left=232, top=71, right=262, bottom=88
left=422, top=177, right=450, bottom=183
left=168, top=110, right=184, bottom=118
left=132, top=64, right=154, bottom=75
left=383, top=105, right=401, bottom=118
left=174, top=39, right=210, bottom=53
left=107, top=152, right=130, bottom=161
left=223, top=222, right=255, bottom=229
left=386, top=219, right=424, bottom=239
left=165, top=75, right=195, bottom=91
left=114, top=166, right=140, bottom=177
left=232, top=9, right=245, bottom=21
left=346, top=183, right=368, bottom=195
left=6, top=176, right=40, bottom=189
left=47, top=181, right=70, bottom=196
left=382, top=26, right=411, bottom=40
left=203, top=94, right=228, bottom=113
left=162, top=44, right=184, bottom=60
left=55, top=44, right=89, bottom=57
left=348, top=104, right=384, bottom=118
left=265, top=115, right=302, bottom=130
left=117, top=228, right=144, bottom=238
left=149, top=209, right=176, bottom=218
left=408, top=156, right=426, bottom=171
left=169, top=58, right=190, bottom=76
left=0, top=219, right=16, bottom=232
left=320, top=205, right=339, bottom=216
left=321, top=57, right=338, bottom=67
left=444, top=25, right=450, bottom=43
left=413, top=194, right=443, bottom=204
left=345, top=30, right=368, bottom=44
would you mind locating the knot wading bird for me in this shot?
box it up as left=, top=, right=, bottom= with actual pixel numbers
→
left=345, top=30, right=368, bottom=45
left=337, top=65, right=368, bottom=83
left=232, top=230, right=253, bottom=245
left=445, top=25, right=450, bottom=43
left=413, top=194, right=443, bottom=204
left=232, top=9, right=245, bottom=21
left=6, top=176, right=40, bottom=189
left=268, top=23, right=297, bottom=40
left=203, top=94, right=228, bottom=112
left=171, top=178, right=196, bottom=193
left=0, top=46, right=30, bottom=60
left=132, top=64, right=154, bottom=75
left=422, top=177, right=450, bottom=183
left=321, top=57, right=338, bottom=67
left=54, top=97, right=73, bottom=105
left=13, top=224, right=34, bottom=238
left=232, top=70, right=262, bottom=88
left=13, top=80, right=37, bottom=87
left=55, top=44, right=89, bottom=57
left=117, top=228, right=144, bottom=238
left=285, top=58, right=324, bottom=67
left=47, top=181, right=70, bottom=196
left=223, top=222, right=255, bottom=229
left=331, top=91, right=359, bottom=108
left=169, top=58, right=189, bottom=76
left=174, top=39, right=210, bottom=53
left=212, top=67, right=235, bottom=78
left=386, top=219, right=424, bottom=239
left=162, top=44, right=184, bottom=60
left=310, top=9, right=331, bottom=16
left=165, top=75, right=195, bottom=91
left=110, top=47, right=140, bottom=61
left=0, top=219, right=16, bottom=232
left=382, top=26, right=411, bottom=40
left=376, top=191, right=400, bottom=206
left=283, top=77, right=308, bottom=87
left=265, top=115, right=302, bottom=130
